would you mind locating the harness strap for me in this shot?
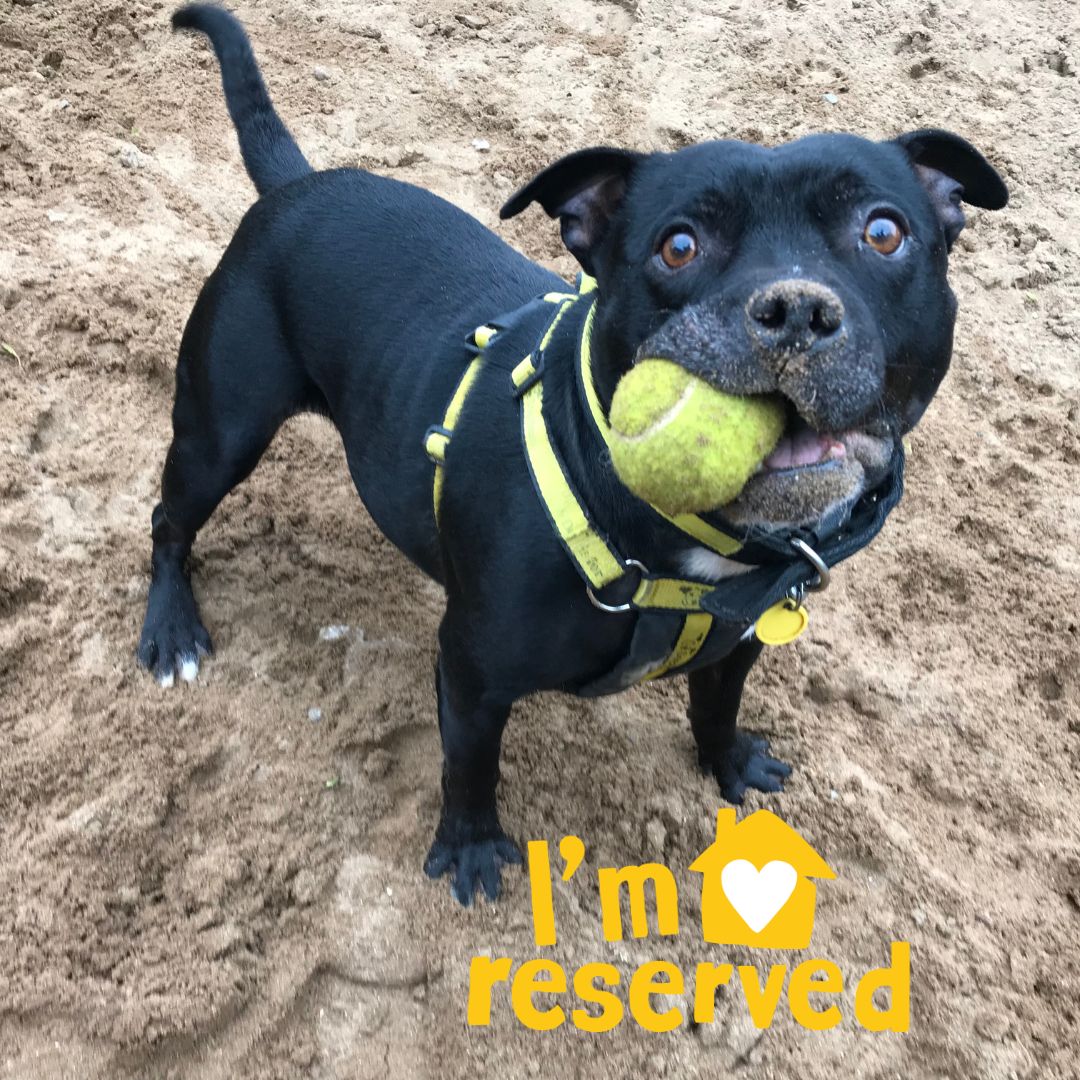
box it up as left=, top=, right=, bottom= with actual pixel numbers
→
left=506, top=295, right=721, bottom=677
left=509, top=316, right=727, bottom=619
left=510, top=301, right=626, bottom=590
left=423, top=275, right=851, bottom=690
left=425, top=325, right=496, bottom=525
left=422, top=282, right=732, bottom=679
left=641, top=612, right=714, bottom=681
left=632, top=575, right=715, bottom=611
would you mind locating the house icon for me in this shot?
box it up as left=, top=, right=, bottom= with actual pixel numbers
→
left=689, top=809, right=836, bottom=949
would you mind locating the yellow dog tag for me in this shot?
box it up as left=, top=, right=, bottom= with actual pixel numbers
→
left=755, top=600, right=809, bottom=646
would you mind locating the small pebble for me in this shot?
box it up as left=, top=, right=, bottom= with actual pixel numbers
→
left=319, top=624, right=349, bottom=642
left=307, top=707, right=322, bottom=723
left=456, top=13, right=490, bottom=29
left=117, top=885, right=140, bottom=908
left=118, top=142, right=150, bottom=169
left=823, top=92, right=839, bottom=104
left=912, top=907, right=927, bottom=927
left=313, top=65, right=331, bottom=81
left=471, top=138, right=491, bottom=152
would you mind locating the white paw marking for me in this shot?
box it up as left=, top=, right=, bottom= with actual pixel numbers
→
left=680, top=548, right=757, bottom=582
left=157, top=671, right=175, bottom=689
left=720, top=859, right=798, bottom=933
left=180, top=658, right=199, bottom=683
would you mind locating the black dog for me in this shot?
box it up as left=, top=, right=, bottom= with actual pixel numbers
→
left=141, top=5, right=1007, bottom=904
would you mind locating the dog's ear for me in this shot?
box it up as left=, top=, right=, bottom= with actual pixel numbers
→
left=894, top=129, right=1009, bottom=249
left=500, top=147, right=647, bottom=274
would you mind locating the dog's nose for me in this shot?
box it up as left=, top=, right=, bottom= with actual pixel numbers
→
left=746, top=279, right=845, bottom=355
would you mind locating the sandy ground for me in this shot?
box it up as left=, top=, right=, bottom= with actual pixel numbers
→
left=1, top=0, right=1079, bottom=1076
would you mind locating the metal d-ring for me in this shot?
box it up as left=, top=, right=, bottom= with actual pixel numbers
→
left=586, top=558, right=649, bottom=614
left=790, top=537, right=830, bottom=592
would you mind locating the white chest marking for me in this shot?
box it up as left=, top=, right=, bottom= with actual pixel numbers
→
left=680, top=547, right=756, bottom=583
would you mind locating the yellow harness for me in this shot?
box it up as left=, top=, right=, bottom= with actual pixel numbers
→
left=424, top=277, right=807, bottom=684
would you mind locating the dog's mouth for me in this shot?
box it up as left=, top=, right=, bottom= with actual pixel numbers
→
left=721, top=410, right=894, bottom=529
left=760, top=415, right=848, bottom=473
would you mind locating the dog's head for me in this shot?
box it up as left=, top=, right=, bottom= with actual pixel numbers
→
left=502, top=131, right=1007, bottom=531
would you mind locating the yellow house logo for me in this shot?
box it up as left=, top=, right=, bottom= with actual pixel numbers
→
left=690, top=808, right=835, bottom=949
left=467, top=808, right=911, bottom=1035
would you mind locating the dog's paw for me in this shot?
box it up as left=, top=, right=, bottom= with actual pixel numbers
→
left=137, top=580, right=213, bottom=687
left=704, top=730, right=792, bottom=805
left=424, top=829, right=523, bottom=906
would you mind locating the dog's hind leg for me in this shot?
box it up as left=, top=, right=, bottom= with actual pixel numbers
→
left=138, top=281, right=317, bottom=685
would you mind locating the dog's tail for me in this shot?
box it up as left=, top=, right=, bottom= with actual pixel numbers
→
left=172, top=4, right=312, bottom=196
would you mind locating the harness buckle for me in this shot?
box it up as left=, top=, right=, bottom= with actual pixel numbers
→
left=586, top=558, right=648, bottom=615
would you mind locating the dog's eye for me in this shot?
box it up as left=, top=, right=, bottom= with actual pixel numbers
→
left=863, top=215, right=905, bottom=256
left=659, top=230, right=698, bottom=269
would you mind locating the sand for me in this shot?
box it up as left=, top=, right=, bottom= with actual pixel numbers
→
left=1, top=0, right=1078, bottom=1076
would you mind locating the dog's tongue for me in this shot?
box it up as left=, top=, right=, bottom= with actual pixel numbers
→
left=763, top=428, right=845, bottom=470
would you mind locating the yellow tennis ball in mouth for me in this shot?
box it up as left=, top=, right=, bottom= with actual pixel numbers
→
left=608, top=359, right=786, bottom=515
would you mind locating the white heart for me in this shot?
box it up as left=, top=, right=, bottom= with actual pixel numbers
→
left=720, top=859, right=798, bottom=933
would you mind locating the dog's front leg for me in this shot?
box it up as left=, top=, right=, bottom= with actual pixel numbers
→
left=687, top=639, right=792, bottom=804
left=423, top=640, right=523, bottom=906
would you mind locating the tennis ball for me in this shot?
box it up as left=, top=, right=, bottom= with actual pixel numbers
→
left=608, top=359, right=785, bottom=515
